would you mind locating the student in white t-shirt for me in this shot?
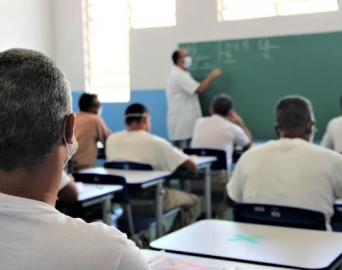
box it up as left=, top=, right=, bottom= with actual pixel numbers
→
left=227, top=96, right=342, bottom=226
left=321, top=96, right=342, bottom=152
left=0, top=48, right=150, bottom=270
left=191, top=94, right=251, bottom=217
left=106, top=103, right=200, bottom=229
left=192, top=94, right=252, bottom=169
left=58, top=171, right=79, bottom=204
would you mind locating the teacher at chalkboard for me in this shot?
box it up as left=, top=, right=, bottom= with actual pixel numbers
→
left=166, top=48, right=221, bottom=148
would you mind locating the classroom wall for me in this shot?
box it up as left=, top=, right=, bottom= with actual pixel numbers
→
left=55, top=0, right=342, bottom=139
left=0, top=0, right=54, bottom=56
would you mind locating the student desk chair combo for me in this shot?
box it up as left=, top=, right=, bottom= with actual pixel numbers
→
left=73, top=167, right=171, bottom=238
left=56, top=183, right=123, bottom=225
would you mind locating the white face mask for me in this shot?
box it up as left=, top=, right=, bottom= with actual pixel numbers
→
left=97, top=107, right=103, bottom=117
left=183, top=56, right=192, bottom=69
left=63, top=135, right=78, bottom=167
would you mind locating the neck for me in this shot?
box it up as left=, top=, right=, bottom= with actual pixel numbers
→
left=176, top=63, right=185, bottom=71
left=280, top=131, right=308, bottom=141
left=128, top=125, right=145, bottom=132
left=0, top=154, right=64, bottom=206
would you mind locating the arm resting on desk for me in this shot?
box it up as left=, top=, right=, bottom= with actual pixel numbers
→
left=58, top=181, right=79, bottom=204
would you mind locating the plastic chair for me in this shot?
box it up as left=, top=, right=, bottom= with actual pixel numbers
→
left=104, top=161, right=182, bottom=240
left=233, top=203, right=326, bottom=231
left=105, top=161, right=153, bottom=171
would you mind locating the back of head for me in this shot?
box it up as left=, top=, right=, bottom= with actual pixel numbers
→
left=79, top=93, right=98, bottom=112
left=276, top=96, right=314, bottom=131
left=172, top=50, right=180, bottom=65
left=125, top=103, right=148, bottom=125
left=0, top=48, right=71, bottom=171
left=211, top=94, right=233, bottom=117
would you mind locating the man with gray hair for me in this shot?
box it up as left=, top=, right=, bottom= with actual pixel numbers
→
left=0, top=48, right=150, bottom=270
left=227, top=96, right=342, bottom=227
left=191, top=94, right=252, bottom=217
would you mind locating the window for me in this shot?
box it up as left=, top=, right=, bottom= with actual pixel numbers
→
left=83, top=0, right=176, bottom=102
left=129, top=0, right=176, bottom=29
left=218, top=0, right=339, bottom=21
left=83, top=0, right=130, bottom=103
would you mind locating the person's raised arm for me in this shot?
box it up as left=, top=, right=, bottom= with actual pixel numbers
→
left=228, top=110, right=253, bottom=149
left=196, top=68, right=222, bottom=94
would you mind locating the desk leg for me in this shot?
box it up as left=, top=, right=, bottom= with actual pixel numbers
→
left=126, top=204, right=135, bottom=236
left=205, top=165, right=212, bottom=219
left=102, top=195, right=112, bottom=225
left=155, top=181, right=164, bottom=238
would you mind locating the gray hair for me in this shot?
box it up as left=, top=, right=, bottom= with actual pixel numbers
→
left=276, top=95, right=315, bottom=130
left=0, top=48, right=72, bottom=171
left=211, top=94, right=233, bottom=116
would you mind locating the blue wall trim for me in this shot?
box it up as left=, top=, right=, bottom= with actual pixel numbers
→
left=72, top=90, right=169, bottom=140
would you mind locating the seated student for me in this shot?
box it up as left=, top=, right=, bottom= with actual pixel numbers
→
left=58, top=171, right=79, bottom=204
left=0, top=48, right=150, bottom=269
left=227, top=96, right=342, bottom=226
left=72, top=93, right=111, bottom=171
left=192, top=94, right=252, bottom=169
left=106, top=103, right=200, bottom=228
left=321, top=95, right=342, bottom=152
left=191, top=94, right=252, bottom=217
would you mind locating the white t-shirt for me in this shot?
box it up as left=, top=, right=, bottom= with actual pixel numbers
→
left=228, top=138, right=342, bottom=223
left=0, top=193, right=151, bottom=270
left=166, top=65, right=201, bottom=141
left=191, top=115, right=250, bottom=168
left=321, top=116, right=342, bottom=152
left=59, top=171, right=71, bottom=190
left=106, top=130, right=189, bottom=171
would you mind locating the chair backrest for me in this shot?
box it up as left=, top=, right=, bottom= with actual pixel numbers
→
left=233, top=203, right=326, bottom=231
left=72, top=173, right=130, bottom=203
left=104, top=161, right=153, bottom=171
left=183, top=148, right=227, bottom=170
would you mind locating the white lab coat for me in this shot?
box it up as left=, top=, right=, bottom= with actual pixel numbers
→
left=166, top=66, right=202, bottom=141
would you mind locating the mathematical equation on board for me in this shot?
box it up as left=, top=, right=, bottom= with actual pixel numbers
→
left=183, top=38, right=280, bottom=72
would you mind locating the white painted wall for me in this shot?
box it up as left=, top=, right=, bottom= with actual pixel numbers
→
left=0, top=0, right=54, bottom=56
left=130, top=0, right=342, bottom=89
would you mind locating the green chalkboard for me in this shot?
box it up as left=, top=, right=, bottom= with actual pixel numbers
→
left=180, top=31, right=342, bottom=140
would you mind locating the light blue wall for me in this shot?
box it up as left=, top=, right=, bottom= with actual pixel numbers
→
left=72, top=90, right=169, bottom=140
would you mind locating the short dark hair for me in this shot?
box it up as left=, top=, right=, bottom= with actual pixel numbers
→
left=0, top=48, right=71, bottom=171
left=276, top=96, right=313, bottom=130
left=212, top=94, right=233, bottom=116
left=125, top=103, right=149, bottom=125
left=172, top=50, right=181, bottom=65
left=79, top=93, right=98, bottom=112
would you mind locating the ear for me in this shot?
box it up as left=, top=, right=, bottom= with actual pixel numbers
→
left=305, top=121, right=314, bottom=135
left=228, top=109, right=234, bottom=116
left=274, top=124, right=280, bottom=138
left=64, top=113, right=75, bottom=144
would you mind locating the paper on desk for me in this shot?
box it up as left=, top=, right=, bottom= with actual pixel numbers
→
left=150, top=256, right=223, bottom=270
